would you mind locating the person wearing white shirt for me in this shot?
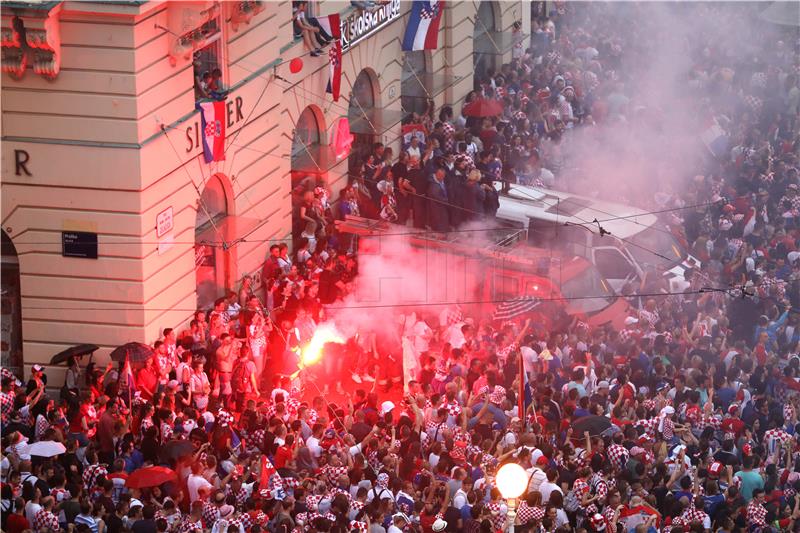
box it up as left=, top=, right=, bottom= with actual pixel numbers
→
left=306, top=427, right=324, bottom=459
left=453, top=486, right=469, bottom=510
left=412, top=318, right=433, bottom=353
left=538, top=469, right=562, bottom=504
left=25, top=499, right=42, bottom=527
left=526, top=465, right=547, bottom=494
left=187, top=470, right=213, bottom=503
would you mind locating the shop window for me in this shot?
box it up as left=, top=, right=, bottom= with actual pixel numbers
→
left=192, top=17, right=226, bottom=102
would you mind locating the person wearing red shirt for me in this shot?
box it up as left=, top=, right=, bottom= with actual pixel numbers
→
left=5, top=498, right=30, bottom=533
left=136, top=358, right=158, bottom=401
left=274, top=435, right=295, bottom=469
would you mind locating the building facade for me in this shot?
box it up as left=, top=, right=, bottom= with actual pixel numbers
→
left=0, top=0, right=527, bottom=381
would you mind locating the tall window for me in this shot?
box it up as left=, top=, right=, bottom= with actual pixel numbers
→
left=192, top=16, right=226, bottom=101
left=292, top=106, right=322, bottom=157
left=401, top=51, right=429, bottom=116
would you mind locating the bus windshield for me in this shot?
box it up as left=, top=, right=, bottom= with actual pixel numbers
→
left=560, top=266, right=616, bottom=314
left=626, top=225, right=684, bottom=269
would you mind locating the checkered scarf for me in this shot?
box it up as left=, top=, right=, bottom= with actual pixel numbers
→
left=217, top=409, right=234, bottom=427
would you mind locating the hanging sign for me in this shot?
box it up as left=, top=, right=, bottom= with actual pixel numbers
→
left=340, top=0, right=402, bottom=52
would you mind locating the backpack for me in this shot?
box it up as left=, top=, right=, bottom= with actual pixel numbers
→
left=563, top=489, right=581, bottom=513
left=232, top=360, right=250, bottom=393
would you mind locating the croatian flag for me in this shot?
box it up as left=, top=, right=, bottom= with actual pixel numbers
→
left=402, top=0, right=444, bottom=52
left=316, top=13, right=340, bottom=43
left=324, top=13, right=342, bottom=101
left=196, top=100, right=226, bottom=163
left=326, top=41, right=342, bottom=101
left=700, top=117, right=729, bottom=159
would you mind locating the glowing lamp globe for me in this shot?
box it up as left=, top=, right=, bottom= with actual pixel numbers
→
left=496, top=463, right=528, bottom=500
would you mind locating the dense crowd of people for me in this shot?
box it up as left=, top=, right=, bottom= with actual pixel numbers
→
left=3, top=2, right=800, bottom=533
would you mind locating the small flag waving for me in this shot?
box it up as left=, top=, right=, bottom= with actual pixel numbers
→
left=700, top=116, right=729, bottom=159
left=259, top=455, right=285, bottom=500
left=196, top=101, right=226, bottom=163
left=122, top=356, right=136, bottom=393
left=324, top=13, right=342, bottom=102
left=402, top=0, right=444, bottom=51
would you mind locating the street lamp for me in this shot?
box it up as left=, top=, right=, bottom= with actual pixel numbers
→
left=496, top=462, right=528, bottom=532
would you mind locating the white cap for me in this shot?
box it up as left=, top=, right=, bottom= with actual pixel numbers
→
left=380, top=401, right=395, bottom=416
left=624, top=316, right=639, bottom=326
left=432, top=518, right=448, bottom=531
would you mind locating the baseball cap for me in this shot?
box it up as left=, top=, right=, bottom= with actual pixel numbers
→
left=380, top=401, right=395, bottom=416
left=597, top=380, right=610, bottom=389
left=32, top=364, right=44, bottom=372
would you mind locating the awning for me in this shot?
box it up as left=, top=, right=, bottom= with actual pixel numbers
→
left=291, top=143, right=344, bottom=174
left=401, top=72, right=461, bottom=99
left=474, top=31, right=528, bottom=55
left=195, top=215, right=263, bottom=247
left=347, top=108, right=406, bottom=135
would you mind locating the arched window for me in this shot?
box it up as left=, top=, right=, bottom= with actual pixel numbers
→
left=195, top=174, right=232, bottom=309
left=401, top=51, right=429, bottom=116
left=292, top=106, right=323, bottom=158
left=473, top=1, right=499, bottom=79
left=0, top=230, right=23, bottom=374
left=348, top=69, right=378, bottom=175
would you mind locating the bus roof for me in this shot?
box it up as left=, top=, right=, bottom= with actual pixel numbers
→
left=336, top=215, right=593, bottom=282
left=495, top=184, right=659, bottom=240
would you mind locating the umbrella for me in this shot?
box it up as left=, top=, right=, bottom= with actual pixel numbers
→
left=571, top=415, right=615, bottom=438
left=493, top=296, right=541, bottom=321
left=109, top=342, right=154, bottom=363
left=160, top=440, right=194, bottom=462
left=49, top=344, right=99, bottom=365
left=24, top=440, right=66, bottom=458
left=462, top=98, right=504, bottom=117
left=125, top=466, right=177, bottom=489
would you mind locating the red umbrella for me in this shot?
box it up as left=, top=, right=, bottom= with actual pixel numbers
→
left=125, top=466, right=177, bottom=489
left=462, top=98, right=504, bottom=117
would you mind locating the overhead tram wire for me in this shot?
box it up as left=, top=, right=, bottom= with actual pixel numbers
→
left=10, top=182, right=736, bottom=248
left=160, top=123, right=229, bottom=252
left=17, top=281, right=772, bottom=313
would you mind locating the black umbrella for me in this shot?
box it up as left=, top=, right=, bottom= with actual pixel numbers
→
left=493, top=296, right=541, bottom=321
left=49, top=344, right=99, bottom=365
left=109, top=342, right=154, bottom=363
left=160, top=440, right=195, bottom=462
left=571, top=415, right=614, bottom=438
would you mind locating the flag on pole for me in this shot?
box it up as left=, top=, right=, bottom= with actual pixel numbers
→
left=122, top=355, right=136, bottom=406
left=402, top=0, right=444, bottom=51
left=196, top=101, right=226, bottom=163
left=316, top=13, right=340, bottom=43
left=323, top=13, right=342, bottom=102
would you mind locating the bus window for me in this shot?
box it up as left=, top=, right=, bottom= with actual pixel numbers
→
left=593, top=247, right=636, bottom=282
left=492, top=274, right=520, bottom=300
